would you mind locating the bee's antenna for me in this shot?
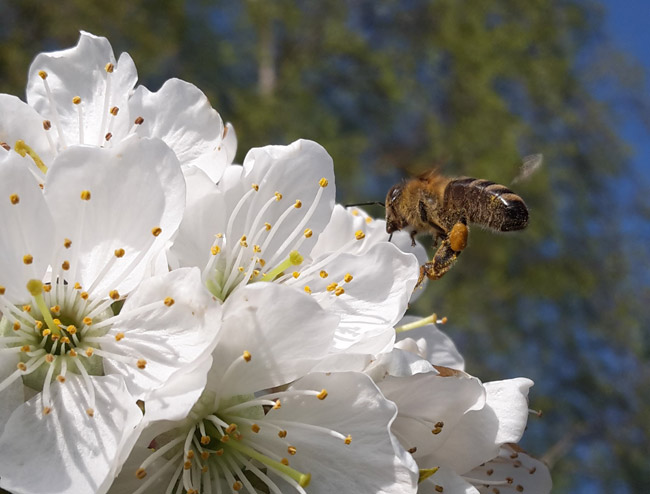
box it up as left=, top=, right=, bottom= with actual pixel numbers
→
left=345, top=201, right=385, bottom=208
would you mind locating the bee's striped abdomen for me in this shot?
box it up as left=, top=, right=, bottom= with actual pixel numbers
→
left=443, top=177, right=529, bottom=232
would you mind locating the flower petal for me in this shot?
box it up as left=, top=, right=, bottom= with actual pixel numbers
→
left=102, top=268, right=219, bottom=401
left=0, top=94, right=56, bottom=175
left=26, top=31, right=137, bottom=148
left=289, top=242, right=418, bottom=354
left=0, top=150, right=54, bottom=302
left=209, top=282, right=340, bottom=397
left=469, top=444, right=552, bottom=494
left=432, top=378, right=534, bottom=474
left=44, top=135, right=185, bottom=297
left=395, top=317, right=466, bottom=370
left=267, top=372, right=419, bottom=494
left=0, top=375, right=142, bottom=494
left=128, top=78, right=234, bottom=181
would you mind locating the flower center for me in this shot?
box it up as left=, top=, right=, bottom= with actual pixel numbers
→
left=0, top=279, right=115, bottom=415
left=204, top=177, right=329, bottom=301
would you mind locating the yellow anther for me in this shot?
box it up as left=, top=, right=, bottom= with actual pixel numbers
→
left=67, top=325, right=77, bottom=334
left=17, top=362, right=27, bottom=371
left=134, top=116, right=144, bottom=125
left=240, top=235, right=248, bottom=247
left=304, top=228, right=313, bottom=238
left=251, top=424, right=260, bottom=433
left=201, top=435, right=211, bottom=445
left=292, top=271, right=300, bottom=278
left=135, top=468, right=147, bottom=479
left=288, top=446, right=297, bottom=456
left=264, top=222, right=272, bottom=231
left=109, top=290, right=120, bottom=300
left=326, top=282, right=338, bottom=292
left=238, top=266, right=244, bottom=272
left=317, top=389, right=328, bottom=400
left=20, top=345, right=30, bottom=352
left=57, top=375, right=66, bottom=384
left=115, top=332, right=124, bottom=341
left=62, top=239, right=72, bottom=250
left=137, top=359, right=147, bottom=369
left=45, top=354, right=54, bottom=363
left=366, top=217, right=373, bottom=223
left=252, top=183, right=259, bottom=191
left=69, top=348, right=78, bottom=357
left=0, top=142, right=9, bottom=150
left=0, top=286, right=5, bottom=295
left=114, top=248, right=125, bottom=258
left=187, top=450, right=195, bottom=459
left=253, top=244, right=261, bottom=253
left=220, top=435, right=230, bottom=443
left=105, top=132, right=112, bottom=142
left=72, top=96, right=82, bottom=105
left=164, top=297, right=175, bottom=306
left=259, top=259, right=266, bottom=267
left=344, top=435, right=352, bottom=445
left=85, top=348, right=94, bottom=357
left=273, top=399, right=281, bottom=409
left=61, top=261, right=70, bottom=270
left=319, top=270, right=328, bottom=278
left=23, top=254, right=33, bottom=265
left=344, top=273, right=353, bottom=283
left=355, top=230, right=365, bottom=240
left=73, top=282, right=82, bottom=290
left=275, top=192, right=283, bottom=201
left=294, top=200, right=302, bottom=209
left=42, top=328, right=50, bottom=336
left=278, top=430, right=287, bottom=438
left=105, top=63, right=114, bottom=73
left=13, top=321, right=20, bottom=331
left=43, top=407, right=52, bottom=415
left=43, top=284, right=51, bottom=292
left=281, top=458, right=289, bottom=466
left=83, top=317, right=93, bottom=326
left=243, top=350, right=252, bottom=362
left=43, top=120, right=52, bottom=130
left=304, top=286, right=311, bottom=294
left=211, top=245, right=221, bottom=255
left=34, top=321, right=43, bottom=330
left=110, top=106, right=119, bottom=116
left=335, top=287, right=345, bottom=296
left=216, top=448, right=224, bottom=456
left=80, top=292, right=89, bottom=300
left=50, top=306, right=61, bottom=314
left=226, top=423, right=238, bottom=434
left=233, top=481, right=243, bottom=491
left=9, top=194, right=19, bottom=205
left=38, top=70, right=48, bottom=79
left=216, top=233, right=223, bottom=238
left=22, top=304, right=32, bottom=312
left=319, top=178, right=329, bottom=187
left=80, top=190, right=91, bottom=201
left=151, top=226, right=162, bottom=237
left=184, top=461, right=192, bottom=470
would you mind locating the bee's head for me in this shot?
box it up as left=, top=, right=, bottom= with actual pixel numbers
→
left=385, top=183, right=405, bottom=234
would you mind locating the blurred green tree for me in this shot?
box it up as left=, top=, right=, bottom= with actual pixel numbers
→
left=1, top=0, right=649, bottom=492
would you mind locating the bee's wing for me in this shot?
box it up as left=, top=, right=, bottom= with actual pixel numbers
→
left=512, top=154, right=543, bottom=184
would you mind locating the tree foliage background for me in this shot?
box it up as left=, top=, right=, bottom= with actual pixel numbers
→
left=1, top=1, right=649, bottom=492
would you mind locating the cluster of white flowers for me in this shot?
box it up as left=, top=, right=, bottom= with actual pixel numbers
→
left=0, top=32, right=552, bottom=494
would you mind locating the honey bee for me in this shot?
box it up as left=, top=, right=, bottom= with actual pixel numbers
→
left=385, top=170, right=529, bottom=286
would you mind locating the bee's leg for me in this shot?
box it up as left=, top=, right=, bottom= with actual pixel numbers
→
left=410, top=230, right=418, bottom=247
left=388, top=233, right=393, bottom=243
left=415, top=225, right=469, bottom=288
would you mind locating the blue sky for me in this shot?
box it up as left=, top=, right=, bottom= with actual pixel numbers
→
left=603, top=1, right=650, bottom=184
